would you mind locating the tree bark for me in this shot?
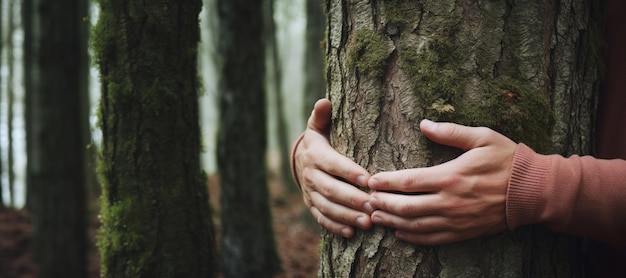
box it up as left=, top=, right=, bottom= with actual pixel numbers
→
left=321, top=0, right=604, bottom=277
left=94, top=0, right=217, bottom=277
left=216, top=0, right=281, bottom=277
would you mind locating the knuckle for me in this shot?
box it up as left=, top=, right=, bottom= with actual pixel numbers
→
left=408, top=219, right=421, bottom=232
left=400, top=175, right=414, bottom=191
left=301, top=167, right=315, bottom=186
left=398, top=202, right=414, bottom=216
left=437, top=173, right=462, bottom=191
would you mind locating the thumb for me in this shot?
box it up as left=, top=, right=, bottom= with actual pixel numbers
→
left=307, top=98, right=332, bottom=134
left=419, top=119, right=491, bottom=151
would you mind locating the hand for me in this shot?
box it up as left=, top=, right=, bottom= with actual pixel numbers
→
left=294, top=99, right=374, bottom=238
left=368, top=120, right=516, bottom=245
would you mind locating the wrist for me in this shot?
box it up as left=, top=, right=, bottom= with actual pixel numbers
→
left=290, top=133, right=306, bottom=190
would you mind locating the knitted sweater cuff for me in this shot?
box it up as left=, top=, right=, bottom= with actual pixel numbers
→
left=505, top=143, right=551, bottom=230
left=290, top=133, right=305, bottom=190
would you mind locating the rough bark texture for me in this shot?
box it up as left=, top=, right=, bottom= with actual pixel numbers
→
left=94, top=0, right=217, bottom=277
left=321, top=0, right=604, bottom=277
left=27, top=0, right=89, bottom=276
left=216, top=0, right=281, bottom=277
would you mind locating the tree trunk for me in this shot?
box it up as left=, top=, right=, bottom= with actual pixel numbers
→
left=0, top=0, right=5, bottom=208
left=78, top=0, right=98, bottom=199
left=216, top=0, right=281, bottom=276
left=321, top=0, right=604, bottom=277
left=7, top=0, right=16, bottom=207
left=27, top=0, right=89, bottom=276
left=22, top=0, right=33, bottom=210
left=94, top=1, right=217, bottom=277
left=304, top=0, right=327, bottom=119
left=0, top=0, right=4, bottom=209
left=265, top=0, right=298, bottom=193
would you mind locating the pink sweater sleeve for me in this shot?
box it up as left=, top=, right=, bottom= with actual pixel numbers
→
left=290, top=133, right=305, bottom=190
left=506, top=143, right=626, bottom=244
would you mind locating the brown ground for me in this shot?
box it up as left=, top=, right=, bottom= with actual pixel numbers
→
left=0, top=176, right=320, bottom=277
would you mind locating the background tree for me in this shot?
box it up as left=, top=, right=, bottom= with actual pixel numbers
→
left=265, top=0, right=298, bottom=193
left=22, top=0, right=32, bottom=210
left=6, top=0, right=15, bottom=207
left=216, top=0, right=281, bottom=277
left=303, top=0, right=326, bottom=119
left=94, top=0, right=217, bottom=276
left=321, top=0, right=604, bottom=276
left=26, top=0, right=90, bottom=276
left=0, top=0, right=4, bottom=208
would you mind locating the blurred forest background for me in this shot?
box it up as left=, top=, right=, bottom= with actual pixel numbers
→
left=0, top=0, right=324, bottom=277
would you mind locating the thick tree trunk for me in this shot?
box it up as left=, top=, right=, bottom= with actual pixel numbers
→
left=27, top=0, right=88, bottom=276
left=321, top=0, right=604, bottom=277
left=94, top=1, right=217, bottom=277
left=216, top=0, right=281, bottom=277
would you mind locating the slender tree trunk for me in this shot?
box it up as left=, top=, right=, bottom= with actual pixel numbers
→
left=0, top=0, right=5, bottom=208
left=6, top=0, right=15, bottom=207
left=265, top=0, right=298, bottom=193
left=22, top=0, right=33, bottom=211
left=216, top=0, right=281, bottom=276
left=94, top=1, right=217, bottom=277
left=27, top=0, right=89, bottom=276
left=321, top=0, right=604, bottom=277
left=304, top=0, right=326, bottom=118
left=78, top=0, right=98, bottom=199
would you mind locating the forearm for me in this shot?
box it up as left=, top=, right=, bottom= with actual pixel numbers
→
left=506, top=144, right=626, bottom=244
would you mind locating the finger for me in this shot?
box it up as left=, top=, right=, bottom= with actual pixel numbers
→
left=308, top=99, right=332, bottom=135
left=306, top=169, right=373, bottom=213
left=420, top=119, right=495, bottom=151
left=310, top=191, right=373, bottom=230
left=369, top=192, right=443, bottom=217
left=370, top=210, right=448, bottom=234
left=368, top=167, right=450, bottom=192
left=309, top=206, right=356, bottom=238
left=301, top=139, right=370, bottom=188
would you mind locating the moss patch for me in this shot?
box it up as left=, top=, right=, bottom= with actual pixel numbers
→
left=400, top=38, right=554, bottom=153
left=347, top=29, right=391, bottom=80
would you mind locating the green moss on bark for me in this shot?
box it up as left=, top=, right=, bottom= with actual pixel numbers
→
left=347, top=29, right=391, bottom=80
left=400, top=37, right=554, bottom=153
left=93, top=0, right=217, bottom=277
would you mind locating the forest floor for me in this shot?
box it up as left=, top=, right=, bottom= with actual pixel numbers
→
left=0, top=175, right=321, bottom=277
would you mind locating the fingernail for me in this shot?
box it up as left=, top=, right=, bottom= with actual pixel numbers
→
left=372, top=215, right=383, bottom=225
left=369, top=197, right=379, bottom=209
left=363, top=202, right=374, bottom=213
left=369, top=177, right=380, bottom=189
left=357, top=175, right=367, bottom=186
left=341, top=228, right=352, bottom=237
left=357, top=216, right=367, bottom=228
left=422, top=119, right=436, bottom=130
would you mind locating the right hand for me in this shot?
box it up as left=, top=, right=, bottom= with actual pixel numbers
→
left=294, top=99, right=374, bottom=238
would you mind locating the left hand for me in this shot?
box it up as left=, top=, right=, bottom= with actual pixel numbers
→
left=367, top=119, right=517, bottom=245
